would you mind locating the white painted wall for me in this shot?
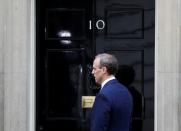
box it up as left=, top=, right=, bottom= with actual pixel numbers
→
left=155, top=0, right=181, bottom=130
left=0, top=0, right=34, bottom=131
left=0, top=0, right=5, bottom=130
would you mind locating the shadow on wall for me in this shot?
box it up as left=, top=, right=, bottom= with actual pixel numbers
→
left=116, top=65, right=143, bottom=131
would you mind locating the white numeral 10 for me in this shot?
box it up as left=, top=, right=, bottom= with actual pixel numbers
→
left=89, top=20, right=105, bottom=30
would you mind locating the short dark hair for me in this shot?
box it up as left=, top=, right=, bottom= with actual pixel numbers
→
left=95, top=53, right=118, bottom=75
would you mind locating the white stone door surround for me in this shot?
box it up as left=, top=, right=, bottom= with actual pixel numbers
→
left=0, top=0, right=181, bottom=131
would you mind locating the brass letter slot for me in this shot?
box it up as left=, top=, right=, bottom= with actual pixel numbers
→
left=82, top=96, right=95, bottom=108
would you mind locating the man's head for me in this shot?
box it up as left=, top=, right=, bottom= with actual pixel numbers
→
left=92, top=53, right=118, bottom=85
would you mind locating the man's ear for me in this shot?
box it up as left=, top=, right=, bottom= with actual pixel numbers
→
left=102, top=66, right=107, bottom=73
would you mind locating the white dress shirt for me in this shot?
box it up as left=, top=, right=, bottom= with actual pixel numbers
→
left=101, top=75, right=115, bottom=90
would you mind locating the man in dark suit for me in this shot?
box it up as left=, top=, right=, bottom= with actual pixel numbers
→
left=91, top=53, right=133, bottom=131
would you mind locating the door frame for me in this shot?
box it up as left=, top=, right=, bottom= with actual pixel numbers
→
left=29, top=0, right=35, bottom=130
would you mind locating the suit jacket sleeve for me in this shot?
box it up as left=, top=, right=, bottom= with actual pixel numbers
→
left=91, top=93, right=111, bottom=131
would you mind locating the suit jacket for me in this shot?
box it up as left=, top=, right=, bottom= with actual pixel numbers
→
left=90, top=79, right=133, bottom=131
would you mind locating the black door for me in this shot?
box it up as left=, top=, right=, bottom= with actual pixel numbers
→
left=36, top=0, right=155, bottom=131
